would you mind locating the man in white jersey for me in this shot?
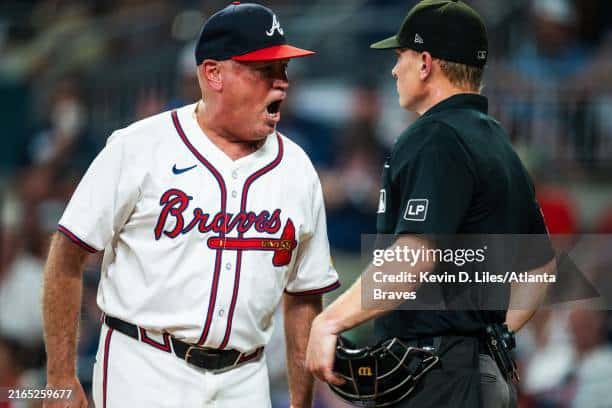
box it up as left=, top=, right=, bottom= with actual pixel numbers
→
left=42, top=3, right=339, bottom=407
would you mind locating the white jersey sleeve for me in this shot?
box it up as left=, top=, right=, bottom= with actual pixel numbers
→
left=285, top=166, right=339, bottom=295
left=58, top=130, right=141, bottom=252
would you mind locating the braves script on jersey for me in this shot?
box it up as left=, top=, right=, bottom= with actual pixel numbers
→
left=58, top=103, right=339, bottom=352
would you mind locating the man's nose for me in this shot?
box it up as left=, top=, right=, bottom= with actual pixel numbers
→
left=273, top=75, right=289, bottom=91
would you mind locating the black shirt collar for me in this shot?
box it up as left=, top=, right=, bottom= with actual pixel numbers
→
left=422, top=93, right=488, bottom=117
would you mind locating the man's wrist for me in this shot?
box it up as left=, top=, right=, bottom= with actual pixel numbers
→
left=314, top=311, right=343, bottom=335
left=46, top=368, right=77, bottom=384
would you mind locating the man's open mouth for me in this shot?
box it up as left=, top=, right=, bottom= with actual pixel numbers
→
left=266, top=100, right=282, bottom=114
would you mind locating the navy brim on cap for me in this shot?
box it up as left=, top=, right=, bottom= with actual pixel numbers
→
left=232, top=44, right=315, bottom=62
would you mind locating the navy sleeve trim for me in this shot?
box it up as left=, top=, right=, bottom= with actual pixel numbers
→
left=285, top=280, right=341, bottom=296
left=57, top=225, right=99, bottom=253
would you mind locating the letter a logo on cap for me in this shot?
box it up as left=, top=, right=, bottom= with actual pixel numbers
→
left=414, top=33, right=424, bottom=44
left=266, top=14, right=284, bottom=37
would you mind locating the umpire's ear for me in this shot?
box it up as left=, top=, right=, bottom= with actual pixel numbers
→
left=198, top=60, right=223, bottom=92
left=419, top=51, right=433, bottom=82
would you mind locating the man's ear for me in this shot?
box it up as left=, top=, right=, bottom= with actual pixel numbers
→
left=199, top=60, right=223, bottom=91
left=419, top=52, right=433, bottom=81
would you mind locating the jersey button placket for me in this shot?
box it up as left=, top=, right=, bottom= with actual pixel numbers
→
left=215, top=167, right=239, bottom=342
left=231, top=169, right=240, bottom=200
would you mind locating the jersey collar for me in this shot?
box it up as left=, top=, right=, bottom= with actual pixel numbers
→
left=422, top=93, right=488, bottom=118
left=177, top=102, right=278, bottom=172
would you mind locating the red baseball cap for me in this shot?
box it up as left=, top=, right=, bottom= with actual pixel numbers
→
left=195, top=2, right=315, bottom=64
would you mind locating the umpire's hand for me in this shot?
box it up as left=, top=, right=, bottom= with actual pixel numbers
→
left=305, top=314, right=345, bottom=386
left=43, top=376, right=88, bottom=408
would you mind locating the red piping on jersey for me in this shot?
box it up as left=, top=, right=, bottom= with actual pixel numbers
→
left=285, top=280, right=341, bottom=296
left=218, top=133, right=284, bottom=349
left=171, top=110, right=227, bottom=346
left=139, top=328, right=172, bottom=352
left=57, top=225, right=98, bottom=253
left=102, top=327, right=113, bottom=408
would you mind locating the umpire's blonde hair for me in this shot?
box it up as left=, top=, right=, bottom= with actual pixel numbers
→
left=437, top=59, right=484, bottom=92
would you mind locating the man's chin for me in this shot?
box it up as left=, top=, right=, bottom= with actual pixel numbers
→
left=399, top=96, right=413, bottom=111
left=264, top=121, right=277, bottom=134
left=253, top=126, right=275, bottom=141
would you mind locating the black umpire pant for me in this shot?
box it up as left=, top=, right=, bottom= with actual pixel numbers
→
left=395, top=336, right=517, bottom=408
left=479, top=353, right=517, bottom=408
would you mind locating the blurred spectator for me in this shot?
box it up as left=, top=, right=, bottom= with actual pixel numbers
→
left=277, top=88, right=335, bottom=169
left=518, top=310, right=575, bottom=406
left=595, top=207, right=612, bottom=234
left=537, top=185, right=578, bottom=234
left=514, top=0, right=590, bottom=84
left=569, top=308, right=612, bottom=407
left=536, top=183, right=579, bottom=251
left=166, top=40, right=200, bottom=110
left=0, top=194, right=47, bottom=408
left=0, top=228, right=44, bottom=347
left=22, top=79, right=99, bottom=174
left=323, top=83, right=386, bottom=252
left=0, top=192, right=44, bottom=348
left=0, top=1, right=107, bottom=83
left=0, top=79, right=30, bottom=177
left=495, top=0, right=598, bottom=169
left=0, top=336, right=23, bottom=408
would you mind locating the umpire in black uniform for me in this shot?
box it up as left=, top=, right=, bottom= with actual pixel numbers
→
left=306, top=1, right=556, bottom=407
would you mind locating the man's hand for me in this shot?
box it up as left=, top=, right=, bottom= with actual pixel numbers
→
left=43, top=376, right=88, bottom=408
left=306, top=236, right=433, bottom=385
left=305, top=314, right=344, bottom=386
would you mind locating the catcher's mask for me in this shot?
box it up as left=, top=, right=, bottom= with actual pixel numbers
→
left=330, top=336, right=440, bottom=407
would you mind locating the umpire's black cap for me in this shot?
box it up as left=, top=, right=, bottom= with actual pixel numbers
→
left=195, top=2, right=315, bottom=64
left=370, top=0, right=488, bottom=67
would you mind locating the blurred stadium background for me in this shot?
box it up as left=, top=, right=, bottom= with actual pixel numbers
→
left=1, top=0, right=612, bottom=407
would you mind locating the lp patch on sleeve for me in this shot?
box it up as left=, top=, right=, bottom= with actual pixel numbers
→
left=403, top=199, right=428, bottom=221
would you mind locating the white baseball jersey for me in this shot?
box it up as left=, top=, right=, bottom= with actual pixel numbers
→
left=58, top=102, right=339, bottom=352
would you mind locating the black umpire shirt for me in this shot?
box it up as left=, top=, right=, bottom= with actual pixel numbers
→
left=374, top=93, right=552, bottom=341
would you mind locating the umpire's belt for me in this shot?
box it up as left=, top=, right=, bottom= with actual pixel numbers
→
left=104, top=315, right=263, bottom=372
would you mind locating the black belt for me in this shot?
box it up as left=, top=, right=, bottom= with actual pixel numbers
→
left=104, top=315, right=263, bottom=372
left=477, top=335, right=492, bottom=356
left=406, top=335, right=492, bottom=357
